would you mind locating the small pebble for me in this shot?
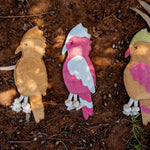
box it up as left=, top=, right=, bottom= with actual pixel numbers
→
left=110, top=27, right=115, bottom=32
left=118, top=14, right=122, bottom=19
left=114, top=83, right=117, bottom=88
left=121, top=40, right=124, bottom=45
left=90, top=143, right=93, bottom=147
left=103, top=95, right=107, bottom=100
left=8, top=79, right=14, bottom=83
left=104, top=102, right=107, bottom=107
left=82, top=139, right=86, bottom=143
left=112, top=44, right=115, bottom=49
left=19, top=119, right=23, bottom=123
left=118, top=41, right=121, bottom=45
left=108, top=93, right=112, bottom=98
left=93, top=27, right=96, bottom=33
left=22, top=24, right=28, bottom=31
left=11, top=146, right=15, bottom=150
left=10, top=10, right=13, bottom=14
left=91, top=129, right=94, bottom=134
left=115, top=59, right=119, bottom=63
left=118, top=46, right=122, bottom=50
left=41, top=140, right=45, bottom=144
left=93, top=32, right=99, bottom=38
left=38, top=135, right=43, bottom=138
left=14, top=144, right=18, bottom=148
left=33, top=137, right=38, bottom=141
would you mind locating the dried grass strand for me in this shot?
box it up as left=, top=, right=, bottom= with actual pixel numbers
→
left=137, top=0, right=150, bottom=15
left=130, top=7, right=150, bottom=27
left=0, top=12, right=52, bottom=19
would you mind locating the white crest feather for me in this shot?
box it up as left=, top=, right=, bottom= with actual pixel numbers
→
left=62, top=23, right=91, bottom=55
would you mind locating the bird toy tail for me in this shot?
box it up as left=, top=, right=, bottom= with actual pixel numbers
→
left=79, top=92, right=93, bottom=120
left=30, top=95, right=44, bottom=123
left=140, top=99, right=150, bottom=125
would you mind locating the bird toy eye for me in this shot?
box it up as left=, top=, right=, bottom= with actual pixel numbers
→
left=24, top=43, right=28, bottom=46
left=134, top=46, right=138, bottom=50
left=70, top=41, right=73, bottom=45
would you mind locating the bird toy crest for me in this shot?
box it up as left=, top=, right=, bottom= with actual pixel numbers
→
left=62, top=23, right=96, bottom=120
left=123, top=0, right=150, bottom=125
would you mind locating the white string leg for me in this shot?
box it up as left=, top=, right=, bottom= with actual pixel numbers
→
left=128, top=98, right=134, bottom=106
left=123, top=98, right=134, bottom=116
left=65, top=93, right=74, bottom=111
left=11, top=95, right=24, bottom=113
left=76, top=102, right=82, bottom=111
left=72, top=94, right=82, bottom=111
left=21, top=96, right=31, bottom=122
left=131, top=100, right=140, bottom=116
left=72, top=94, right=79, bottom=107
left=65, top=93, right=73, bottom=106
left=22, top=97, right=31, bottom=113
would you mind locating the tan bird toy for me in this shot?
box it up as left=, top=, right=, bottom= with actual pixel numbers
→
left=11, top=26, right=48, bottom=123
left=123, top=0, right=150, bottom=125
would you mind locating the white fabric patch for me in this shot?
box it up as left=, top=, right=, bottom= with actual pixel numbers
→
left=67, top=56, right=95, bottom=93
left=79, top=97, right=93, bottom=108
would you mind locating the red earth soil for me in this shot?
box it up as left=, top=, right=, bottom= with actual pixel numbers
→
left=0, top=0, right=150, bottom=149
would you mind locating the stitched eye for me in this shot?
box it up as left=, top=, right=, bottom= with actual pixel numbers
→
left=70, top=41, right=73, bottom=45
left=24, top=43, right=28, bottom=46
left=134, top=46, right=138, bottom=50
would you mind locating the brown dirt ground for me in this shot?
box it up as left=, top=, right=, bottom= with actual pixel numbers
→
left=0, top=0, right=150, bottom=149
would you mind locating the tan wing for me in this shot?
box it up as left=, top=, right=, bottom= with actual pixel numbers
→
left=14, top=57, right=47, bottom=97
left=124, top=65, right=150, bottom=100
left=124, top=41, right=150, bottom=100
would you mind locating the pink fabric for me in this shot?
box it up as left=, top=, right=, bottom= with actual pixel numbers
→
left=80, top=92, right=93, bottom=120
left=140, top=103, right=150, bottom=114
left=125, top=48, right=130, bottom=58
left=130, top=62, right=150, bottom=92
left=63, top=36, right=96, bottom=120
left=79, top=92, right=91, bottom=102
left=82, top=106, right=93, bottom=120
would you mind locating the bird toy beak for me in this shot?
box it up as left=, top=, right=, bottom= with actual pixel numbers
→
left=125, top=48, right=130, bottom=58
left=15, top=45, right=22, bottom=54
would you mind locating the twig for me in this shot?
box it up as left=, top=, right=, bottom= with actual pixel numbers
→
left=56, top=140, right=68, bottom=150
left=46, top=39, right=54, bottom=45
left=8, top=141, right=31, bottom=143
left=25, top=0, right=31, bottom=9
left=87, top=123, right=110, bottom=130
left=0, top=12, right=53, bottom=19
left=113, top=16, right=122, bottom=22
left=46, top=137, right=71, bottom=141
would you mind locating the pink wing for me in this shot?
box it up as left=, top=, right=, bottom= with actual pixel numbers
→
left=130, top=62, right=150, bottom=92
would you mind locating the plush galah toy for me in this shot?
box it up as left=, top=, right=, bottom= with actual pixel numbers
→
left=123, top=0, right=150, bottom=125
left=62, top=23, right=96, bottom=120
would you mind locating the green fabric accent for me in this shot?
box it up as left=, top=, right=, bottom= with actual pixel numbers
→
left=130, top=29, right=150, bottom=48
